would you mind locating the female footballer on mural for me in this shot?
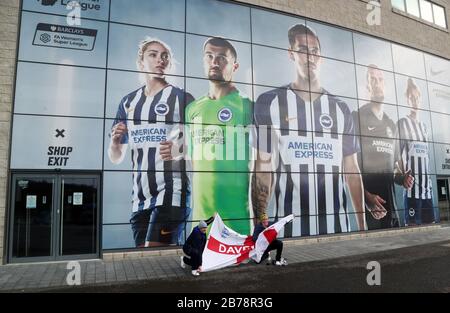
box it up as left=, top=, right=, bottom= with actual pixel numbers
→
left=108, top=37, right=194, bottom=248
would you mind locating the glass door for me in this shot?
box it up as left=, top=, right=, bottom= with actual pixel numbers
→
left=437, top=178, right=450, bottom=222
left=59, top=176, right=98, bottom=256
left=11, top=176, right=55, bottom=259
left=9, top=173, right=100, bottom=263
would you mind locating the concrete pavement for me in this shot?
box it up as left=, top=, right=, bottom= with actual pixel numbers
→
left=0, top=224, right=449, bottom=292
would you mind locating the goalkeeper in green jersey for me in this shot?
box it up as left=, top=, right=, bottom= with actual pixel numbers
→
left=160, top=37, right=254, bottom=234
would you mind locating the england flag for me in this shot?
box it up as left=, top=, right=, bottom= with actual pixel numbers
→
left=201, top=214, right=254, bottom=272
left=251, top=214, right=294, bottom=263
left=201, top=214, right=294, bottom=272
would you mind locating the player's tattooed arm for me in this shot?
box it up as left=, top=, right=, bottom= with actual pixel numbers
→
left=251, top=152, right=273, bottom=219
left=251, top=173, right=271, bottom=218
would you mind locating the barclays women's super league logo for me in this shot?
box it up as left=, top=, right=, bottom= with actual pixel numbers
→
left=33, top=23, right=97, bottom=51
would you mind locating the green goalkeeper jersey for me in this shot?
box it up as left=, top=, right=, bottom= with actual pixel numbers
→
left=186, top=90, right=253, bottom=234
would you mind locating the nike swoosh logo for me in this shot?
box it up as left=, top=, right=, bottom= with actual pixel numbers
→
left=285, top=116, right=297, bottom=122
left=368, top=127, right=376, bottom=131
left=430, top=68, right=445, bottom=76
left=160, top=230, right=174, bottom=236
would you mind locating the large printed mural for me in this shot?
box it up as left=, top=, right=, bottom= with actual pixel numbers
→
left=11, top=0, right=450, bottom=250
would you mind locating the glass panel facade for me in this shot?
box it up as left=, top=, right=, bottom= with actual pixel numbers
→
left=12, top=0, right=449, bottom=251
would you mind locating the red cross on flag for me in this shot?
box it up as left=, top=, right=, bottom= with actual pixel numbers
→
left=201, top=213, right=294, bottom=272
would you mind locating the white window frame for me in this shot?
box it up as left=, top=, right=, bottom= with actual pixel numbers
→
left=391, top=0, right=448, bottom=28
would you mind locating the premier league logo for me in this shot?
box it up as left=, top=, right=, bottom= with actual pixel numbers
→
left=154, top=102, right=169, bottom=116
left=218, top=108, right=233, bottom=123
left=319, top=113, right=333, bottom=129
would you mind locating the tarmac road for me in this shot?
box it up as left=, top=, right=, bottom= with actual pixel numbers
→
left=45, top=239, right=450, bottom=293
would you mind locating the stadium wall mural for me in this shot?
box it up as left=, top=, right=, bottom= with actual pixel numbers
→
left=9, top=0, right=450, bottom=253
